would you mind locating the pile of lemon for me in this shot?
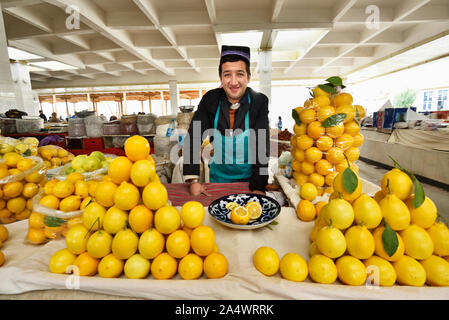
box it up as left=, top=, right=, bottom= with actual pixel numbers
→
left=38, top=145, right=74, bottom=169
left=307, top=168, right=449, bottom=287
left=48, top=135, right=228, bottom=280
left=0, top=225, right=9, bottom=267
left=291, top=85, right=365, bottom=221
left=0, top=136, right=39, bottom=157
left=0, top=153, right=45, bottom=224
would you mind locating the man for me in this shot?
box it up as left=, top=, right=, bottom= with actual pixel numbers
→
left=39, top=110, right=47, bottom=122
left=183, top=45, right=270, bottom=196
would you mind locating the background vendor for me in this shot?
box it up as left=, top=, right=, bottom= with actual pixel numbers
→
left=183, top=45, right=270, bottom=196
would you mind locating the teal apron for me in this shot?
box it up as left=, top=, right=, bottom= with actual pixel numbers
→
left=209, top=96, right=253, bottom=183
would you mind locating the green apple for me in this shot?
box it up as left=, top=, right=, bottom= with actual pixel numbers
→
left=71, top=155, right=88, bottom=170
left=83, top=155, right=101, bottom=172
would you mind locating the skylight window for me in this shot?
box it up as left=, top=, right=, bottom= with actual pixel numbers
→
left=30, top=61, right=78, bottom=71
left=8, top=47, right=43, bottom=60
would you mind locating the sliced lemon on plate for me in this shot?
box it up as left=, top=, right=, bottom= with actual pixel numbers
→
left=230, top=206, right=250, bottom=225
left=225, top=202, right=239, bottom=211
left=245, top=201, right=263, bottom=220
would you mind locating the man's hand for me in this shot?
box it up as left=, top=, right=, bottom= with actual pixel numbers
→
left=189, top=182, right=211, bottom=196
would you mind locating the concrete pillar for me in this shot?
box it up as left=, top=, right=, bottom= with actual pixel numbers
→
left=169, top=80, right=179, bottom=116
left=0, top=2, right=17, bottom=113
left=258, top=50, right=272, bottom=105
left=11, top=62, right=37, bottom=116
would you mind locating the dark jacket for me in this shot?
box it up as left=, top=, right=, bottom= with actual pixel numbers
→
left=183, top=87, right=270, bottom=191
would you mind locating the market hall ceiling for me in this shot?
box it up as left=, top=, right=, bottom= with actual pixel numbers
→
left=3, top=0, right=449, bottom=88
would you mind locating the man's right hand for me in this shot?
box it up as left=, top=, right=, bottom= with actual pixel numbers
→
left=189, top=182, right=211, bottom=196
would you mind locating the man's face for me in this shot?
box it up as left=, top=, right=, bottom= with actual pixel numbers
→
left=220, top=60, right=250, bottom=104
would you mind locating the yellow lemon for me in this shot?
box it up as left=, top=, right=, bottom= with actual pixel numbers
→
left=191, top=225, right=216, bottom=257
left=316, top=105, right=335, bottom=123
left=333, top=92, right=353, bottom=107
left=66, top=172, right=84, bottom=185
left=151, top=252, right=177, bottom=280
left=130, top=159, right=156, bottom=187
left=381, top=168, right=413, bottom=201
left=313, top=86, right=331, bottom=98
left=59, top=195, right=82, bottom=212
left=253, top=246, right=279, bottom=276
left=305, top=147, right=323, bottom=164
left=325, top=146, right=345, bottom=164
left=27, top=227, right=46, bottom=244
left=326, top=123, right=345, bottom=139
left=52, top=180, right=75, bottom=199
left=142, top=182, right=168, bottom=211
left=363, top=256, right=397, bottom=287
left=316, top=225, right=346, bottom=259
left=308, top=172, right=325, bottom=187
left=3, top=152, right=23, bottom=167
left=352, top=132, right=364, bottom=147
left=87, top=180, right=99, bottom=197
left=28, top=212, right=45, bottom=229
left=373, top=226, right=405, bottom=262
left=293, top=123, right=307, bottom=136
left=3, top=181, right=23, bottom=199
left=344, top=120, right=360, bottom=136
left=379, top=193, right=411, bottom=231
left=300, top=161, right=315, bottom=175
left=316, top=135, right=334, bottom=152
left=427, top=221, right=449, bottom=256
left=25, top=171, right=44, bottom=183
left=307, top=121, right=325, bottom=140
left=406, top=196, right=437, bottom=229
left=393, top=255, right=426, bottom=286
left=420, top=255, right=449, bottom=286
left=332, top=171, right=362, bottom=202
left=309, top=241, right=321, bottom=257
left=154, top=206, right=181, bottom=235
left=73, top=252, right=99, bottom=276
left=22, top=182, right=39, bottom=199
left=129, top=205, right=153, bottom=234
left=166, top=230, right=190, bottom=259
left=16, top=158, right=35, bottom=171
left=94, top=181, right=118, bottom=208
left=16, top=208, right=31, bottom=220
left=245, top=201, right=263, bottom=220
left=111, top=228, right=139, bottom=260
left=44, top=179, right=58, bottom=195
left=293, top=171, right=308, bottom=186
left=352, top=193, right=383, bottom=229
left=7, top=197, right=26, bottom=214
left=300, top=182, right=317, bottom=201
left=86, top=230, right=112, bottom=258
left=124, top=135, right=150, bottom=162
left=299, top=108, right=316, bottom=124
left=178, top=253, right=203, bottom=280
left=307, top=254, right=337, bottom=284
left=279, top=253, right=308, bottom=282
left=82, top=202, right=106, bottom=231
left=345, top=225, right=375, bottom=259
left=49, top=248, right=76, bottom=274
left=296, top=199, right=316, bottom=222
left=74, top=180, right=89, bottom=198
left=65, top=224, right=89, bottom=255
left=336, top=256, right=367, bottom=286
left=138, top=228, right=165, bottom=259
left=315, top=159, right=333, bottom=176
left=230, top=205, right=250, bottom=225
left=124, top=254, right=150, bottom=279
left=98, top=253, right=123, bottom=278
left=335, top=133, right=354, bottom=151
left=203, top=252, right=228, bottom=279
left=324, top=198, right=354, bottom=229
left=113, top=181, right=140, bottom=211
left=103, top=206, right=128, bottom=235
left=107, top=156, right=132, bottom=185
left=80, top=196, right=93, bottom=210
left=180, top=201, right=205, bottom=229
left=335, top=105, right=356, bottom=123
left=0, top=225, right=8, bottom=242
left=344, top=146, right=360, bottom=162
left=400, top=224, right=434, bottom=260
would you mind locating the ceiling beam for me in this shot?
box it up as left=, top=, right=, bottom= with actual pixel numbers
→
left=4, top=6, right=53, bottom=32
left=332, top=0, right=359, bottom=23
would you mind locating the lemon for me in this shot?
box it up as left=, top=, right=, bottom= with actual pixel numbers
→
left=345, top=225, right=375, bottom=260
left=74, top=180, right=89, bottom=198
left=59, top=195, right=82, bottom=212
left=98, top=253, right=124, bottom=278
left=108, top=156, right=132, bottom=185
left=230, top=205, right=250, bottom=225
left=400, top=224, right=434, bottom=260
left=225, top=202, right=239, bottom=211
left=363, top=256, right=397, bottom=287
left=80, top=196, right=93, bottom=210
left=203, top=252, right=228, bottom=279
left=154, top=206, right=181, bottom=234
left=67, top=216, right=83, bottom=229
left=178, top=253, right=204, bottom=280
left=113, top=181, right=140, bottom=211
left=73, top=252, right=99, bottom=276
left=332, top=171, right=362, bottom=202
left=336, top=256, right=366, bottom=286
left=130, top=159, right=156, bottom=187
left=427, top=221, right=449, bottom=256
left=7, top=197, right=26, bottom=214
left=49, top=248, right=76, bottom=274
left=316, top=225, right=346, bottom=259
left=52, top=180, right=75, bottom=199
left=324, top=198, right=354, bottom=229
left=393, top=255, right=426, bottom=286
left=307, top=254, right=337, bottom=284
left=95, top=181, right=118, bottom=208
left=27, top=227, right=46, bottom=244
left=128, top=205, right=153, bottom=234
left=28, top=212, right=45, bottom=229
left=166, top=230, right=190, bottom=259
left=279, top=253, right=308, bottom=282
left=44, top=179, right=58, bottom=195
left=180, top=201, right=205, bottom=228
left=124, top=254, right=150, bottom=279
left=82, top=202, right=106, bottom=231
left=3, top=152, right=23, bottom=167
left=0, top=225, right=8, bottom=242
left=151, top=252, right=177, bottom=280
left=40, top=194, right=60, bottom=210
left=372, top=226, right=405, bottom=262
left=66, top=172, right=84, bottom=185
left=25, top=171, right=43, bottom=183
left=3, top=181, right=24, bottom=198
left=65, top=224, right=89, bottom=255
left=406, top=196, right=437, bottom=229
left=124, top=135, right=151, bottom=162
left=142, top=182, right=168, bottom=211
left=309, top=241, right=321, bottom=257
left=17, top=158, right=35, bottom=171
left=138, top=228, right=165, bottom=259
left=111, top=228, right=139, bottom=260
left=253, top=246, right=280, bottom=276
left=420, top=255, right=449, bottom=286
left=352, top=193, right=382, bottom=229
left=379, top=193, right=410, bottom=231
left=300, top=182, right=317, bottom=201
left=191, top=225, right=216, bottom=256
left=245, top=201, right=262, bottom=220
left=296, top=199, right=316, bottom=222
left=381, top=168, right=413, bottom=201
left=86, top=230, right=112, bottom=259
left=22, top=182, right=39, bottom=199
left=87, top=180, right=99, bottom=197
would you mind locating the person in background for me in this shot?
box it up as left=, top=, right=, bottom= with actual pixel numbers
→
left=49, top=112, right=59, bottom=122
left=183, top=45, right=270, bottom=196
left=39, top=110, right=47, bottom=122
left=110, top=115, right=118, bottom=121
left=277, top=116, right=282, bottom=131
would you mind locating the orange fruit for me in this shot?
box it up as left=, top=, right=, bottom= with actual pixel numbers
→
left=296, top=200, right=316, bottom=221
left=73, top=252, right=99, bottom=276
left=203, top=252, right=228, bottom=279
left=352, top=133, right=364, bottom=147
left=301, top=161, right=315, bottom=175
left=296, top=135, right=314, bottom=150
left=305, top=147, right=323, bottom=163
left=299, top=108, right=316, bottom=124
left=344, top=121, right=360, bottom=136
left=335, top=133, right=354, bottom=151
left=107, top=156, right=132, bottom=185
left=344, top=147, right=360, bottom=162
left=316, top=135, right=334, bottom=151
left=336, top=105, right=356, bottom=123
left=124, top=135, right=150, bottom=161
left=307, top=121, right=325, bottom=139
left=325, top=123, right=344, bottom=138
left=325, top=147, right=345, bottom=164
left=129, top=205, right=153, bottom=234
left=333, top=93, right=353, bottom=107
left=190, top=225, right=216, bottom=257
left=315, top=159, right=333, bottom=176
left=316, top=105, right=336, bottom=123
left=308, top=173, right=325, bottom=187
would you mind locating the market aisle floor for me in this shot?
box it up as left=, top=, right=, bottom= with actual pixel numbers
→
left=357, top=160, right=449, bottom=222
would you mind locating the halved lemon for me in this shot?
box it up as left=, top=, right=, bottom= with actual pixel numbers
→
left=245, top=201, right=263, bottom=220
left=230, top=206, right=250, bottom=225
left=226, top=202, right=239, bottom=211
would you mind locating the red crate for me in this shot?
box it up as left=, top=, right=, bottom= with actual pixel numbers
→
left=83, top=138, right=104, bottom=150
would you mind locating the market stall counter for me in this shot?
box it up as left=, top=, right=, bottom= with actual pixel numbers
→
left=1, top=200, right=448, bottom=300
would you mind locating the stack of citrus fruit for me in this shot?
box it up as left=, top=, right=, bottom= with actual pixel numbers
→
left=307, top=166, right=449, bottom=287
left=0, top=154, right=45, bottom=224
left=38, top=145, right=74, bottom=170
left=0, top=136, right=39, bottom=157
left=48, top=135, right=229, bottom=280
left=291, top=77, right=365, bottom=222
left=0, top=225, right=8, bottom=267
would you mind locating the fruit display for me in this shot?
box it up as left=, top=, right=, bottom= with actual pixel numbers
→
left=48, top=135, right=229, bottom=280
left=0, top=136, right=39, bottom=157
left=38, top=145, right=75, bottom=170
left=0, top=224, right=9, bottom=267
left=0, top=155, right=45, bottom=224
left=63, top=151, right=113, bottom=175
left=291, top=76, right=365, bottom=210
